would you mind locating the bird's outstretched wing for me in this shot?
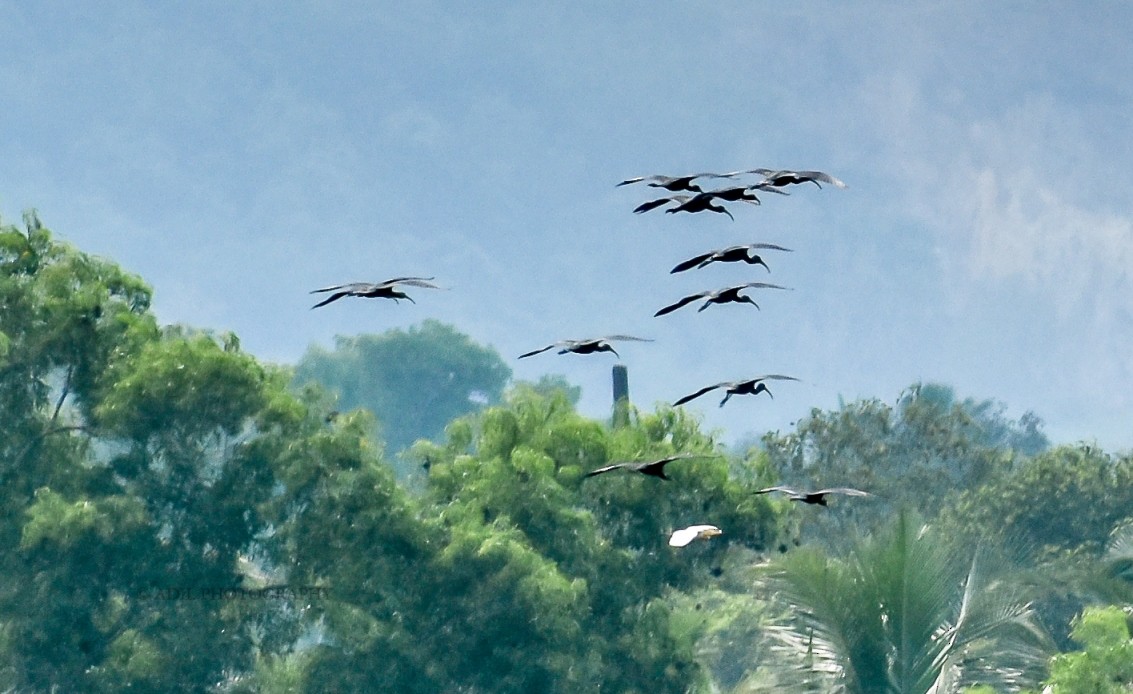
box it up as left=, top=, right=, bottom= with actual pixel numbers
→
left=673, top=382, right=726, bottom=407
left=748, top=183, right=791, bottom=195
left=586, top=452, right=708, bottom=480
left=383, top=277, right=441, bottom=289
left=751, top=374, right=801, bottom=383
left=670, top=251, right=716, bottom=274
left=736, top=282, right=793, bottom=291
left=742, top=243, right=794, bottom=253
left=618, top=173, right=732, bottom=187
left=702, top=185, right=758, bottom=200
left=636, top=453, right=688, bottom=473
left=310, top=292, right=353, bottom=309
left=310, top=282, right=373, bottom=295
left=380, top=276, right=436, bottom=286
left=655, top=292, right=708, bottom=317
left=793, top=171, right=847, bottom=188
left=754, top=485, right=800, bottom=496
left=583, top=462, right=631, bottom=478
left=599, top=335, right=654, bottom=343
left=814, top=487, right=871, bottom=497
left=518, top=343, right=558, bottom=359
left=718, top=169, right=766, bottom=178
left=634, top=196, right=686, bottom=214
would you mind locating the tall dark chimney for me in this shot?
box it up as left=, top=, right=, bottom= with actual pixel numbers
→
left=612, top=364, right=629, bottom=428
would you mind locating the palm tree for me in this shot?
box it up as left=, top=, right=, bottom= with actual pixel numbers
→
left=1103, top=519, right=1133, bottom=585
left=1064, top=518, right=1133, bottom=607
left=754, top=512, right=1052, bottom=693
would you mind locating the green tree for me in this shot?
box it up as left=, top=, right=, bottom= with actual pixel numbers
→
left=937, top=447, right=1133, bottom=651
left=761, top=383, right=1047, bottom=542
left=0, top=213, right=275, bottom=691
left=0, top=213, right=361, bottom=691
left=271, top=386, right=793, bottom=694
left=757, top=512, right=1052, bottom=693
left=1029, top=606, right=1133, bottom=693
left=941, top=445, right=1133, bottom=561
left=524, top=372, right=582, bottom=405
left=3, top=212, right=774, bottom=693
left=292, top=320, right=512, bottom=460
left=1101, top=520, right=1133, bottom=599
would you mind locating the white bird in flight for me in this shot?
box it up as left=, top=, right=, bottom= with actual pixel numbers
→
left=669, top=524, right=723, bottom=547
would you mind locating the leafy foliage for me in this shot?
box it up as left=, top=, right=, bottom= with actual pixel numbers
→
left=931, top=446, right=1133, bottom=650
left=757, top=512, right=1052, bottom=693
left=1, top=214, right=266, bottom=692
left=7, top=211, right=1133, bottom=693
left=761, top=383, right=1048, bottom=543
left=1028, top=606, right=1133, bottom=693
left=292, top=320, right=512, bottom=464
left=354, top=388, right=796, bottom=693
left=941, top=445, right=1133, bottom=560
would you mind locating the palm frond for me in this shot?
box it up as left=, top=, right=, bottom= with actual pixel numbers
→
left=758, top=511, right=1051, bottom=693
left=1105, top=519, right=1133, bottom=582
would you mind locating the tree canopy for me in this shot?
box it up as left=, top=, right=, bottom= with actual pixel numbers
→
left=761, top=383, right=1049, bottom=543
left=2, top=213, right=797, bottom=692
left=4, top=210, right=1132, bottom=693
left=757, top=512, right=1052, bottom=693
left=292, top=320, right=512, bottom=462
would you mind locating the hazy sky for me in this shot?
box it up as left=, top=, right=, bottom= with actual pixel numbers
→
left=3, top=2, right=1131, bottom=451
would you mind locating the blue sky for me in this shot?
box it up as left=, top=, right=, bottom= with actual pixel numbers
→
left=3, top=2, right=1131, bottom=451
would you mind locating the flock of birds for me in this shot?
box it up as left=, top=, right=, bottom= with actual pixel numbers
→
left=308, top=167, right=870, bottom=549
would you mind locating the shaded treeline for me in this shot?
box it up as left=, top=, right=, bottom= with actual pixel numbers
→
left=2, top=216, right=1131, bottom=692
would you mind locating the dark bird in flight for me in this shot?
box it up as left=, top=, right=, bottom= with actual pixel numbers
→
left=747, top=168, right=847, bottom=190
left=633, top=192, right=737, bottom=220
left=617, top=172, right=736, bottom=193
left=701, top=183, right=790, bottom=205
left=674, top=375, right=800, bottom=408
left=754, top=486, right=871, bottom=506
left=670, top=243, right=794, bottom=274
left=309, top=277, right=442, bottom=309
left=518, top=335, right=653, bottom=359
left=654, top=282, right=791, bottom=316
left=584, top=453, right=715, bottom=481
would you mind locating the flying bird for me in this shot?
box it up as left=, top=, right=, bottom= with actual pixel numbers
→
left=747, top=168, right=847, bottom=189
left=754, top=486, right=872, bottom=506
left=701, top=183, right=791, bottom=205
left=617, top=172, right=736, bottom=193
left=633, top=193, right=736, bottom=220
left=697, top=186, right=762, bottom=206
left=670, top=243, right=794, bottom=274
left=654, top=282, right=791, bottom=316
left=669, top=524, right=723, bottom=548
left=673, top=375, right=800, bottom=408
left=518, top=335, right=653, bottom=360
left=309, top=277, right=442, bottom=309
left=583, top=453, right=715, bottom=480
